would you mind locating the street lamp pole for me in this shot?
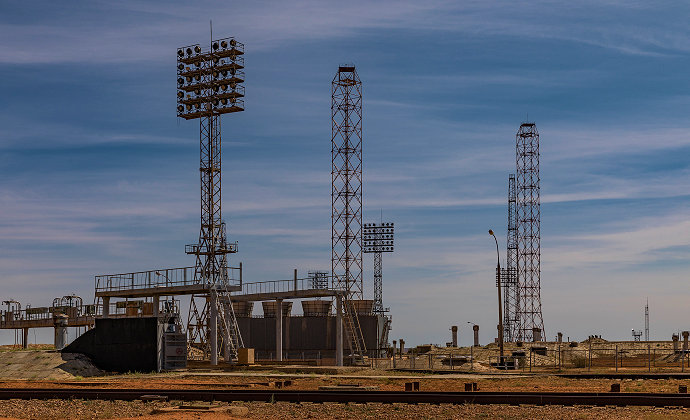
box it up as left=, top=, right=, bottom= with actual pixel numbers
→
left=489, top=229, right=504, bottom=364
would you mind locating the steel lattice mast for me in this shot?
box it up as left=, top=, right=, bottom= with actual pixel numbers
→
left=331, top=66, right=364, bottom=300
left=176, top=37, right=246, bottom=364
left=363, top=222, right=394, bottom=313
left=503, top=174, right=520, bottom=342
left=515, top=122, right=544, bottom=341
left=331, top=65, right=368, bottom=363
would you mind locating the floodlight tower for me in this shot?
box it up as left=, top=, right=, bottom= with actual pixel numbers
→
left=363, top=222, right=394, bottom=313
left=645, top=299, right=650, bottom=341
left=515, top=122, right=544, bottom=341
left=176, top=37, right=245, bottom=364
left=502, top=174, right=520, bottom=342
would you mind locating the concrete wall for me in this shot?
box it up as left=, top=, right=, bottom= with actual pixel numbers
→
left=237, top=314, right=387, bottom=358
left=63, top=317, right=159, bottom=373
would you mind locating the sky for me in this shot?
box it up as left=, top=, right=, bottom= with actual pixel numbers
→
left=1, top=0, right=690, bottom=346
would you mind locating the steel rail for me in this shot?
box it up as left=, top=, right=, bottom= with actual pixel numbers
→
left=1, top=388, right=690, bottom=407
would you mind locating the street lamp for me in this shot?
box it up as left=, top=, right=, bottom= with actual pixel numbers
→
left=489, top=229, right=505, bottom=364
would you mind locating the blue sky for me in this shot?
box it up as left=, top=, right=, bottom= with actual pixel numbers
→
left=1, top=0, right=690, bottom=346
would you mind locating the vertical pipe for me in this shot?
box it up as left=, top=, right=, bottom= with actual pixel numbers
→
left=294, top=269, right=298, bottom=291
left=335, top=295, right=343, bottom=367
left=102, top=297, right=110, bottom=318
left=210, top=291, right=218, bottom=366
left=276, top=299, right=283, bottom=362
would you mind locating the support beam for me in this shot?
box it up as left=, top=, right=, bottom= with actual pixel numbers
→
left=153, top=296, right=159, bottom=318
left=22, top=327, right=28, bottom=349
left=276, top=299, right=283, bottom=362
left=210, top=292, right=218, bottom=365
left=102, top=297, right=110, bottom=318
left=336, top=295, right=343, bottom=367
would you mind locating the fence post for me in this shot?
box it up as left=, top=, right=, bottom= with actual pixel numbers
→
left=615, top=345, right=618, bottom=373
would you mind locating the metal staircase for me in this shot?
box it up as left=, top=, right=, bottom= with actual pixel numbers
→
left=342, top=295, right=367, bottom=364
left=215, top=284, right=244, bottom=361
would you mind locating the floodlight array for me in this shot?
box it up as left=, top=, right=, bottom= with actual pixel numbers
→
left=176, top=37, right=245, bottom=120
left=363, top=222, right=394, bottom=253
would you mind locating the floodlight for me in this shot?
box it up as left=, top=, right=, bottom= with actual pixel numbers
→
left=176, top=37, right=245, bottom=119
left=177, top=49, right=184, bottom=57
left=177, top=91, right=184, bottom=98
left=177, top=105, right=184, bottom=112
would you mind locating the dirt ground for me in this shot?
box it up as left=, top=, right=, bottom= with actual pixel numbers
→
left=2, top=399, right=690, bottom=419
left=3, top=347, right=690, bottom=418
left=1, top=373, right=690, bottom=419
left=1, top=372, right=688, bottom=394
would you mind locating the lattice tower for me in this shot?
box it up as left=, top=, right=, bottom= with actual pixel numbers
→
left=363, top=222, right=394, bottom=313
left=176, top=37, right=245, bottom=361
left=503, top=174, right=520, bottom=342
left=331, top=65, right=366, bottom=363
left=515, top=122, right=544, bottom=341
left=331, top=66, right=364, bottom=299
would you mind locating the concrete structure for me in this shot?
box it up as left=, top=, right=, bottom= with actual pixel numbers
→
left=451, top=326, right=458, bottom=347
left=557, top=332, right=562, bottom=343
left=64, top=316, right=185, bottom=372
left=683, top=331, right=689, bottom=354
left=673, top=334, right=680, bottom=353
left=53, top=314, right=68, bottom=350
left=301, top=300, right=332, bottom=317
left=234, top=313, right=385, bottom=362
left=473, top=324, right=480, bottom=347
left=532, top=327, right=542, bottom=342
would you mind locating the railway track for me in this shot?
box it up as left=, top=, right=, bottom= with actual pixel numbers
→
left=1, top=388, right=690, bottom=407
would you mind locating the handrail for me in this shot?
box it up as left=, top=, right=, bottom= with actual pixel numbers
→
left=94, top=266, right=240, bottom=293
